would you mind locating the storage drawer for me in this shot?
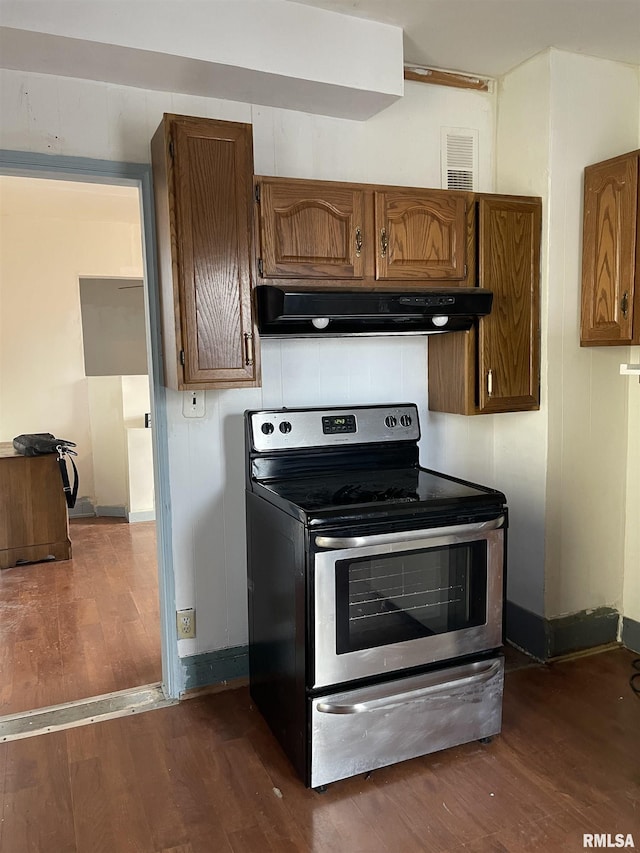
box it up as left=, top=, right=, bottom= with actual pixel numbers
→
left=310, top=656, right=503, bottom=788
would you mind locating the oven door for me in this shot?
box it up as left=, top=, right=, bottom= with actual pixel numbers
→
left=312, top=516, right=504, bottom=689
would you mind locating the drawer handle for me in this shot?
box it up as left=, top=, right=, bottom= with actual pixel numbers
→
left=315, top=516, right=505, bottom=549
left=316, top=660, right=502, bottom=715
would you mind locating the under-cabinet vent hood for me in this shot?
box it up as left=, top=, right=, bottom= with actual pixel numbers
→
left=255, top=285, right=493, bottom=338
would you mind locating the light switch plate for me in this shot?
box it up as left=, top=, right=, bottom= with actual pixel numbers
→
left=183, top=390, right=205, bottom=418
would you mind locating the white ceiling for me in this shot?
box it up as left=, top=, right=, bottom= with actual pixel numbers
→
left=291, top=0, right=640, bottom=78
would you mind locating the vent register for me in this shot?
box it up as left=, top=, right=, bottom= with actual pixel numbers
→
left=441, top=128, right=478, bottom=192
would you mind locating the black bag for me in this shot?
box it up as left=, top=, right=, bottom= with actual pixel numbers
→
left=13, top=433, right=79, bottom=509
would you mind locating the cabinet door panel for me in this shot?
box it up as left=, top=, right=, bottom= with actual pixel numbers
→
left=174, top=125, right=254, bottom=383
left=580, top=154, right=638, bottom=345
left=260, top=181, right=364, bottom=278
left=375, top=190, right=466, bottom=280
left=477, top=197, right=541, bottom=413
left=153, top=116, right=258, bottom=389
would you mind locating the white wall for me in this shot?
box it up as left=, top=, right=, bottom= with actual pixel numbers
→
left=127, top=428, right=154, bottom=520
left=0, top=67, right=498, bottom=657
left=497, top=50, right=640, bottom=623
left=122, top=375, right=154, bottom=520
left=544, top=51, right=639, bottom=619
left=122, top=374, right=150, bottom=427
left=623, top=88, right=640, bottom=626
left=624, top=367, right=640, bottom=623
left=494, top=50, right=551, bottom=617
left=0, top=176, right=143, bottom=510
left=87, top=376, right=128, bottom=509
left=87, top=375, right=152, bottom=514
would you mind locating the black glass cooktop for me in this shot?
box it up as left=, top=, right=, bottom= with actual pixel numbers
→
left=259, top=467, right=502, bottom=514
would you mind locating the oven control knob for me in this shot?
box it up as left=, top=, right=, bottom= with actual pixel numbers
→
left=261, top=422, right=275, bottom=435
left=400, top=414, right=412, bottom=427
left=279, top=421, right=292, bottom=434
left=385, top=415, right=397, bottom=428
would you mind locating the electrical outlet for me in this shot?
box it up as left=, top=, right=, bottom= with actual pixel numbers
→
left=182, top=390, right=205, bottom=418
left=176, top=608, right=196, bottom=639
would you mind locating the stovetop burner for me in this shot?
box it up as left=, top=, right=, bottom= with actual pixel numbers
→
left=331, top=483, right=420, bottom=505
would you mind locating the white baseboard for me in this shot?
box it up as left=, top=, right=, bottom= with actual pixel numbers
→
left=127, top=509, right=156, bottom=523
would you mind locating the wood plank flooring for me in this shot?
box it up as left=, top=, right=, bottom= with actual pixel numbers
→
left=0, top=647, right=638, bottom=852
left=0, top=518, right=161, bottom=716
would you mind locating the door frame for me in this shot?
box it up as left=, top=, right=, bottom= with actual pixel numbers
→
left=0, top=149, right=180, bottom=699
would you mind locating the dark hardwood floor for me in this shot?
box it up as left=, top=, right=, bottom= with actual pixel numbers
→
left=0, top=517, right=161, bottom=716
left=0, top=647, right=638, bottom=852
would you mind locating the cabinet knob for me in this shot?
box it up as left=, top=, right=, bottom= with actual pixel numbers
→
left=355, top=227, right=362, bottom=258
left=621, top=291, right=629, bottom=319
left=380, top=228, right=388, bottom=258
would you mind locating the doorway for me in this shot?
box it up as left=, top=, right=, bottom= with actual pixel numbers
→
left=0, top=151, right=179, bottom=713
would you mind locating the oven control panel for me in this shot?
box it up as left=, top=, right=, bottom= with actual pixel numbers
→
left=322, top=414, right=357, bottom=435
left=249, top=404, right=420, bottom=451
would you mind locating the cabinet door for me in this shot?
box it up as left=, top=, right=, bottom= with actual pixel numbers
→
left=374, top=190, right=467, bottom=280
left=477, top=197, right=541, bottom=413
left=259, top=180, right=364, bottom=278
left=580, top=153, right=638, bottom=345
left=152, top=115, right=259, bottom=390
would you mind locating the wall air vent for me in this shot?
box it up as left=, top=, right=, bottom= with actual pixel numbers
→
left=441, top=128, right=478, bottom=191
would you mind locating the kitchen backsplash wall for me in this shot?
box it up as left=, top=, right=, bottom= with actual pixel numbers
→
left=166, top=335, right=434, bottom=656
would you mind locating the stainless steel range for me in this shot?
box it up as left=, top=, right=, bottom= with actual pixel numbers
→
left=245, top=404, right=507, bottom=789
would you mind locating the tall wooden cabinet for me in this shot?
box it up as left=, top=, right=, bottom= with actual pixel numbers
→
left=580, top=150, right=640, bottom=346
left=428, top=195, right=541, bottom=414
left=151, top=115, right=260, bottom=390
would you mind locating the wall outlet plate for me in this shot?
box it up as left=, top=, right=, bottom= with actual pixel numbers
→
left=176, top=608, right=196, bottom=640
left=182, top=390, right=205, bottom=418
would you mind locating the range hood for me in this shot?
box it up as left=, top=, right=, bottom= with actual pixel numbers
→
left=255, top=284, right=493, bottom=337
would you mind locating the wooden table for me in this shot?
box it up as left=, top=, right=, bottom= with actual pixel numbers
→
left=0, top=442, right=71, bottom=569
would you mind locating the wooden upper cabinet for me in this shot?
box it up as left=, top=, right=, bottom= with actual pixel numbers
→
left=151, top=115, right=259, bottom=390
left=256, top=177, right=472, bottom=287
left=374, top=190, right=467, bottom=280
left=428, top=195, right=541, bottom=415
left=580, top=151, right=640, bottom=346
left=258, top=179, right=364, bottom=279
left=476, top=196, right=541, bottom=413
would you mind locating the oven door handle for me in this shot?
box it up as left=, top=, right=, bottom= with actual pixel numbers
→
left=314, top=515, right=505, bottom=549
left=316, top=659, right=502, bottom=715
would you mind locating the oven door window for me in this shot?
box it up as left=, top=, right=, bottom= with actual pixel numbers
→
left=335, top=542, right=487, bottom=654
